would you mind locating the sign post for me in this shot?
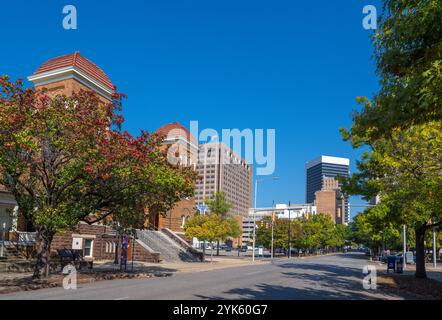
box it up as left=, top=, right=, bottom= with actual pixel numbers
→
left=433, top=228, right=437, bottom=269
left=271, top=220, right=274, bottom=260
left=403, top=224, right=406, bottom=269
left=121, top=236, right=128, bottom=272
left=0, top=223, right=6, bottom=258
left=196, top=203, right=208, bottom=261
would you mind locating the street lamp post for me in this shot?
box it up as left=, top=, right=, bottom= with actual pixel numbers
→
left=252, top=179, right=258, bottom=262
left=0, top=223, right=6, bottom=258
left=114, top=222, right=120, bottom=265
left=382, top=223, right=385, bottom=256
left=403, top=224, right=407, bottom=269
left=433, top=227, right=437, bottom=269
left=288, top=201, right=291, bottom=259
left=252, top=176, right=279, bottom=262
left=271, top=201, right=275, bottom=260
left=197, top=203, right=208, bottom=261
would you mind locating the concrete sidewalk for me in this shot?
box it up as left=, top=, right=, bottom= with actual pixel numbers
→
left=93, top=257, right=269, bottom=274
left=375, top=262, right=442, bottom=283
left=0, top=257, right=270, bottom=294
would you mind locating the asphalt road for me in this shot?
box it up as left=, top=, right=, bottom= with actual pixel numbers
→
left=1, top=253, right=400, bottom=300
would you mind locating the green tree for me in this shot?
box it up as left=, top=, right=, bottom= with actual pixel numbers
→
left=311, top=213, right=336, bottom=252
left=350, top=206, right=402, bottom=256
left=341, top=122, right=442, bottom=278
left=184, top=213, right=240, bottom=262
left=342, top=0, right=442, bottom=143
left=205, top=192, right=232, bottom=217
left=341, top=0, right=442, bottom=279
left=255, top=218, right=272, bottom=249
left=205, top=192, right=233, bottom=255
left=332, top=224, right=348, bottom=250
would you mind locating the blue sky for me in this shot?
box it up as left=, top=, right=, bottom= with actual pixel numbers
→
left=0, top=0, right=382, bottom=218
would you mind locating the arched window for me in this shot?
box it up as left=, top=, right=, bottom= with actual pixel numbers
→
left=181, top=215, right=186, bottom=228
left=181, top=208, right=191, bottom=228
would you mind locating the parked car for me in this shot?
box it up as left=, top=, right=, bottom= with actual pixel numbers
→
left=240, top=245, right=248, bottom=252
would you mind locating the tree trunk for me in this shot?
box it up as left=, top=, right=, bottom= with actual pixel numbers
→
left=33, top=227, right=55, bottom=279
left=415, top=227, right=427, bottom=279
left=216, top=240, right=220, bottom=256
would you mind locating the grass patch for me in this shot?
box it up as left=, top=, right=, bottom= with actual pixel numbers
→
left=378, top=274, right=442, bottom=300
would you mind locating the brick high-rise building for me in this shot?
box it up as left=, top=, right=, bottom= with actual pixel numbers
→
left=314, top=189, right=346, bottom=224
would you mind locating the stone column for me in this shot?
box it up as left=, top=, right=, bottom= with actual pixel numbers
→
left=11, top=205, right=19, bottom=231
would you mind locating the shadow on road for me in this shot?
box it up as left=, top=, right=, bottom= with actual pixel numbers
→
left=193, top=280, right=377, bottom=300
left=194, top=253, right=396, bottom=300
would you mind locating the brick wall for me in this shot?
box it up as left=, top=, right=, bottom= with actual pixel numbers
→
left=35, top=79, right=111, bottom=104
left=157, top=197, right=195, bottom=232
left=51, top=223, right=160, bottom=263
left=314, top=190, right=338, bottom=223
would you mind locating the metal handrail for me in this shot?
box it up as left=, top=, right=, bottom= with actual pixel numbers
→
left=15, top=231, right=37, bottom=245
left=145, top=221, right=160, bottom=231
left=10, top=230, right=37, bottom=259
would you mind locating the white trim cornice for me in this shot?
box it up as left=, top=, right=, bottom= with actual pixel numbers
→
left=28, top=66, right=114, bottom=101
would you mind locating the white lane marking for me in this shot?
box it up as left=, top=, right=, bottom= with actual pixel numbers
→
left=114, top=296, right=130, bottom=300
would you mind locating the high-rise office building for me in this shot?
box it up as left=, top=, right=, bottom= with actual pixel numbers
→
left=306, top=155, right=350, bottom=223
left=195, top=142, right=253, bottom=216
left=195, top=142, right=253, bottom=245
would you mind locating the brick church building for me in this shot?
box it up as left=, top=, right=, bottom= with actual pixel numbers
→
left=1, top=52, right=198, bottom=264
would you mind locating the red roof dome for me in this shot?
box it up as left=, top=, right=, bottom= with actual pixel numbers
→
left=33, top=51, right=115, bottom=90
left=156, top=122, right=197, bottom=145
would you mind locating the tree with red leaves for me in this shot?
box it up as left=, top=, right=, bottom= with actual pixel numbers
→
left=0, top=76, right=196, bottom=278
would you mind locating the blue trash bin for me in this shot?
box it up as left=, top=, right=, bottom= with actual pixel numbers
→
left=386, top=256, right=396, bottom=273
left=395, top=256, right=404, bottom=273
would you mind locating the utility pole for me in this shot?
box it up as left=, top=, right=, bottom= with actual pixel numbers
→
left=271, top=201, right=275, bottom=260
left=199, top=204, right=207, bottom=261
left=113, top=221, right=119, bottom=265
left=288, top=201, right=291, bottom=259
left=252, top=176, right=279, bottom=262
left=382, top=223, right=385, bottom=257
left=252, top=179, right=258, bottom=262
left=433, top=227, right=437, bottom=269
left=403, top=224, right=406, bottom=269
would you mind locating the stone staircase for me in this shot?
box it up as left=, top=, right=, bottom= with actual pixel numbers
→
left=136, top=230, right=201, bottom=263
left=0, top=243, right=35, bottom=272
